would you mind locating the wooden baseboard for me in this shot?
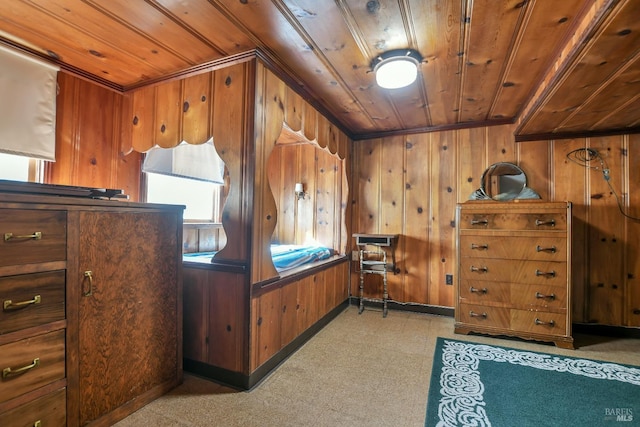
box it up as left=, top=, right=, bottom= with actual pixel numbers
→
left=348, top=297, right=455, bottom=317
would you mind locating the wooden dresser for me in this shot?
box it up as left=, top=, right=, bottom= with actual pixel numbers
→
left=0, top=191, right=183, bottom=426
left=455, top=201, right=573, bottom=349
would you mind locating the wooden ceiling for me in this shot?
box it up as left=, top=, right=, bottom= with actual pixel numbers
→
left=0, top=0, right=638, bottom=140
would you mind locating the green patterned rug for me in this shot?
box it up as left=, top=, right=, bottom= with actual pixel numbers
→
left=426, top=338, right=640, bottom=426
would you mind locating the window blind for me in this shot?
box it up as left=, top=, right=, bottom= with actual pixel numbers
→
left=0, top=45, right=59, bottom=161
left=142, top=138, right=225, bottom=184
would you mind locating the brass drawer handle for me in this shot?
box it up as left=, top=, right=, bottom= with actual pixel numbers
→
left=470, top=265, right=488, bottom=273
left=535, top=219, right=555, bottom=227
left=535, top=269, right=556, bottom=278
left=469, top=287, right=488, bottom=294
left=535, top=292, right=556, bottom=300
left=83, top=271, right=94, bottom=297
left=470, top=243, right=488, bottom=250
left=34, top=421, right=42, bottom=427
left=3, top=295, right=41, bottom=311
left=536, top=245, right=556, bottom=253
left=2, top=358, right=40, bottom=379
left=469, top=311, right=487, bottom=318
left=470, top=219, right=488, bottom=226
left=534, top=318, right=555, bottom=327
left=4, top=231, right=42, bottom=241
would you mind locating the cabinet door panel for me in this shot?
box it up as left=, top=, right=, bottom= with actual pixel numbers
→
left=78, top=211, right=179, bottom=425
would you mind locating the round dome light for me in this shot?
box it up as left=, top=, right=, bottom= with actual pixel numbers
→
left=372, top=49, right=422, bottom=89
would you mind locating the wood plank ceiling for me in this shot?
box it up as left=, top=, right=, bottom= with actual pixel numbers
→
left=0, top=0, right=638, bottom=140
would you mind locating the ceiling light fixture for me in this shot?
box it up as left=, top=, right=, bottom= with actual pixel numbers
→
left=372, top=49, right=423, bottom=89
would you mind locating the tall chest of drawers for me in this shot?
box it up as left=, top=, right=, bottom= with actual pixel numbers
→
left=455, top=201, right=573, bottom=349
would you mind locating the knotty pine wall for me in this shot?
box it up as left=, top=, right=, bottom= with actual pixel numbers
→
left=351, top=125, right=639, bottom=328
left=267, top=142, right=345, bottom=251
left=49, top=72, right=142, bottom=201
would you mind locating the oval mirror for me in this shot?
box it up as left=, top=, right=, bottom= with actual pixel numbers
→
left=469, top=162, right=540, bottom=201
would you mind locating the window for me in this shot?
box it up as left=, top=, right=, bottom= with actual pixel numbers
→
left=145, top=173, right=222, bottom=222
left=0, top=152, right=43, bottom=182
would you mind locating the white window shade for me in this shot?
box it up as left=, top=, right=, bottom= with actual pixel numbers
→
left=0, top=45, right=59, bottom=161
left=142, top=138, right=225, bottom=184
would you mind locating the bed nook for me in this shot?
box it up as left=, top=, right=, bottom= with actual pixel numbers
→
left=176, top=55, right=351, bottom=389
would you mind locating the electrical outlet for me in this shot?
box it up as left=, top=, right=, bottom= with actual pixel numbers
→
left=352, top=250, right=359, bottom=261
left=445, top=274, right=453, bottom=285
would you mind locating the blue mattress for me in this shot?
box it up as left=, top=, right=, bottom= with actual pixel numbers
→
left=183, top=245, right=333, bottom=272
left=270, top=244, right=333, bottom=272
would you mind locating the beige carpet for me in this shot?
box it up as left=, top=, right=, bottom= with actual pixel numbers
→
left=115, top=306, right=640, bottom=427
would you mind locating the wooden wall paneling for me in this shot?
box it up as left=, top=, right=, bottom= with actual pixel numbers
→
left=284, top=145, right=298, bottom=243
left=207, top=271, right=246, bottom=372
left=130, top=85, right=157, bottom=153
left=183, top=269, right=208, bottom=362
left=457, top=127, right=487, bottom=203
left=338, top=134, right=350, bottom=254
left=316, top=115, right=329, bottom=150
left=402, top=133, right=430, bottom=304
left=266, top=144, right=284, bottom=243
left=76, top=80, right=118, bottom=187
left=311, top=272, right=323, bottom=325
left=280, top=281, right=299, bottom=347
left=212, top=61, right=252, bottom=263
left=587, top=135, right=625, bottom=325
left=250, top=289, right=281, bottom=372
left=626, top=134, right=640, bottom=326
left=51, top=72, right=80, bottom=185
left=315, top=145, right=337, bottom=248
left=336, top=261, right=349, bottom=304
left=250, top=64, right=280, bottom=283
left=486, top=124, right=517, bottom=165
left=154, top=79, right=183, bottom=148
left=353, top=138, right=383, bottom=297
left=182, top=227, right=200, bottom=253
left=50, top=73, right=142, bottom=197
left=379, top=135, right=405, bottom=302
left=296, top=276, right=313, bottom=333
left=112, top=92, right=142, bottom=201
left=552, top=138, right=589, bottom=322
left=303, top=101, right=317, bottom=143
left=517, top=140, right=551, bottom=200
left=298, top=144, right=316, bottom=245
left=428, top=130, right=457, bottom=307
left=328, top=123, right=339, bottom=156
left=284, top=85, right=303, bottom=132
left=182, top=72, right=213, bottom=145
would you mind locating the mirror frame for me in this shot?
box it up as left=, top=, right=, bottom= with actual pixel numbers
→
left=469, top=162, right=540, bottom=201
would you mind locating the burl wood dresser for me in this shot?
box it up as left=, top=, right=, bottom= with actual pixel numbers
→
left=455, top=201, right=573, bottom=349
left=0, top=191, right=183, bottom=426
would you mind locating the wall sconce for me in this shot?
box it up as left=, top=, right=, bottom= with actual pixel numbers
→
left=372, top=49, right=423, bottom=89
left=295, top=182, right=307, bottom=200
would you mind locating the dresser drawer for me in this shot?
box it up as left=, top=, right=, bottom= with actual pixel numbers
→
left=458, top=303, right=510, bottom=329
left=459, top=211, right=566, bottom=231
left=459, top=280, right=567, bottom=312
left=0, top=271, right=65, bottom=334
left=459, top=235, right=567, bottom=261
left=0, top=329, right=65, bottom=404
left=0, top=210, right=67, bottom=267
left=510, top=309, right=568, bottom=337
left=0, top=387, right=66, bottom=427
left=458, top=280, right=511, bottom=304
left=460, top=258, right=567, bottom=286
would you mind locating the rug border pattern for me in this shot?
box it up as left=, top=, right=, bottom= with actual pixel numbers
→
left=436, top=339, right=640, bottom=427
